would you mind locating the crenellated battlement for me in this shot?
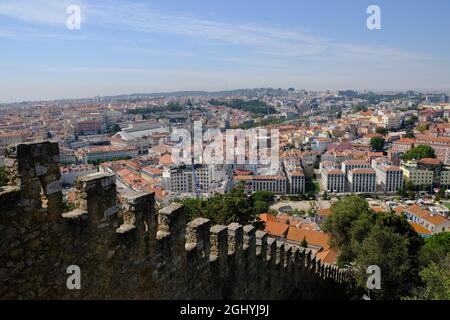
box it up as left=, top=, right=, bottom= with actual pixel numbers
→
left=0, top=142, right=349, bottom=299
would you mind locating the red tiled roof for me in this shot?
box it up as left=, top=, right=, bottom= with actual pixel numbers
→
left=159, top=153, right=174, bottom=166
left=406, top=205, right=429, bottom=218
left=259, top=213, right=277, bottom=223
left=394, top=206, right=406, bottom=215
left=343, top=160, right=369, bottom=165
left=316, top=248, right=338, bottom=265
left=351, top=168, right=375, bottom=174
left=326, top=169, right=345, bottom=175
left=385, top=166, right=402, bottom=171
left=419, top=158, right=441, bottom=165
left=368, top=151, right=384, bottom=157
left=395, top=138, right=415, bottom=144
left=264, top=221, right=289, bottom=237
left=286, top=227, right=330, bottom=249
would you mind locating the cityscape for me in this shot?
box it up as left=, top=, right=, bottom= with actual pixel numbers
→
left=0, top=0, right=449, bottom=306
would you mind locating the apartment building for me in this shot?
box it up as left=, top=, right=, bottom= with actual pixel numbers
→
left=112, top=124, right=169, bottom=155
left=389, top=138, right=415, bottom=165
left=320, top=151, right=336, bottom=163
left=347, top=168, right=376, bottom=193
left=301, top=150, right=320, bottom=164
left=311, top=137, right=332, bottom=154
left=415, top=134, right=450, bottom=165
left=141, top=166, right=162, bottom=180
left=234, top=175, right=287, bottom=194
left=321, top=168, right=346, bottom=193
left=367, top=151, right=384, bottom=165
left=76, top=145, right=139, bottom=163
left=372, top=157, right=403, bottom=193
left=60, top=164, right=97, bottom=185
left=59, top=147, right=77, bottom=164
left=283, top=158, right=305, bottom=194
left=163, top=165, right=194, bottom=194
left=163, top=164, right=233, bottom=197
left=405, top=205, right=450, bottom=235
left=0, top=132, right=23, bottom=156
left=391, top=138, right=415, bottom=154
left=76, top=119, right=103, bottom=135
left=301, top=151, right=319, bottom=177
left=319, top=161, right=335, bottom=172
left=382, top=113, right=403, bottom=130
left=401, top=161, right=434, bottom=190
left=440, top=170, right=450, bottom=188
left=341, top=160, right=370, bottom=175
left=362, top=133, right=384, bottom=145
left=334, top=151, right=353, bottom=164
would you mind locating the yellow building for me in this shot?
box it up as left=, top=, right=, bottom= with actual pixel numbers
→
left=401, top=162, right=434, bottom=189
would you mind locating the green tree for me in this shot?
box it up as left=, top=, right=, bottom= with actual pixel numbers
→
left=437, top=187, right=446, bottom=200
left=323, top=196, right=424, bottom=299
left=209, top=99, right=278, bottom=116
left=167, top=101, right=184, bottom=112
left=408, top=256, right=450, bottom=300
left=397, top=188, right=408, bottom=198
left=180, top=197, right=205, bottom=222
left=375, top=127, right=388, bottom=136
left=405, top=128, right=415, bottom=139
left=290, top=209, right=303, bottom=216
left=181, top=186, right=269, bottom=229
left=253, top=200, right=269, bottom=215
left=402, top=145, right=436, bottom=161
left=405, top=180, right=414, bottom=191
left=300, top=236, right=308, bottom=248
left=419, top=232, right=450, bottom=266
left=250, top=190, right=275, bottom=204
left=354, top=224, right=413, bottom=300
left=307, top=208, right=316, bottom=217
left=376, top=212, right=424, bottom=261
left=370, top=137, right=385, bottom=152
left=322, top=195, right=373, bottom=264
left=404, top=116, right=418, bottom=128
left=404, top=233, right=450, bottom=300
left=108, top=123, right=121, bottom=134
left=352, top=104, right=368, bottom=113
left=416, top=124, right=429, bottom=133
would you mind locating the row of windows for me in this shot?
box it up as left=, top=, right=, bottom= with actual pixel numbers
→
left=351, top=186, right=376, bottom=192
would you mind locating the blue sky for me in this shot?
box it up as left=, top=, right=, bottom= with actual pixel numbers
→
left=1, top=0, right=450, bottom=102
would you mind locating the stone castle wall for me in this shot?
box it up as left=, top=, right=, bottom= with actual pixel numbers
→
left=0, top=141, right=348, bottom=299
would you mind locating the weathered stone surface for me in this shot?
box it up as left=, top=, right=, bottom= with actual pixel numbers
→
left=45, top=181, right=62, bottom=195
left=0, top=141, right=349, bottom=300
left=104, top=205, right=120, bottom=217
left=61, top=209, right=87, bottom=219
left=116, top=224, right=136, bottom=234
left=35, top=165, right=48, bottom=176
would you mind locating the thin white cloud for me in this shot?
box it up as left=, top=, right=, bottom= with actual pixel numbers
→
left=0, top=0, right=432, bottom=61
left=0, top=0, right=78, bottom=25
